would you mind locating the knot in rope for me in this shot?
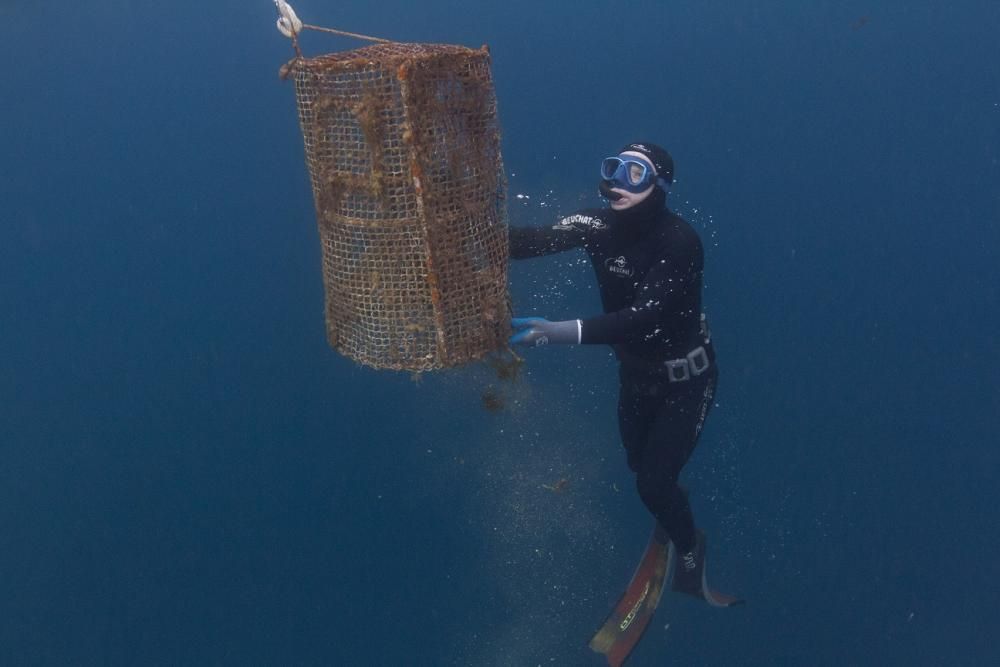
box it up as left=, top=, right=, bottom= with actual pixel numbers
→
left=274, top=0, right=303, bottom=38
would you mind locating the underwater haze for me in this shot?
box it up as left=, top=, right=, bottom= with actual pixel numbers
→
left=2, top=1, right=998, bottom=665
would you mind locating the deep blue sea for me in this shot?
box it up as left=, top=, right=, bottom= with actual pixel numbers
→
left=2, top=1, right=998, bottom=665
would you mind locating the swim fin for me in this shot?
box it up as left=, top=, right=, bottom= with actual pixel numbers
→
left=671, top=529, right=744, bottom=607
left=589, top=524, right=672, bottom=667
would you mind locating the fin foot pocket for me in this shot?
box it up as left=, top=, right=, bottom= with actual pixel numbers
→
left=671, top=529, right=744, bottom=607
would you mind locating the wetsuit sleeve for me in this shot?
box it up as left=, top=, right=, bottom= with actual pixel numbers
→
left=580, top=249, right=697, bottom=345
left=509, top=223, right=589, bottom=259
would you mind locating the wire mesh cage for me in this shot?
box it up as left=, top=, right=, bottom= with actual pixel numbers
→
left=285, top=42, right=511, bottom=371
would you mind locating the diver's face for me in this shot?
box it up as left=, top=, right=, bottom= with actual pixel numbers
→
left=608, top=151, right=656, bottom=211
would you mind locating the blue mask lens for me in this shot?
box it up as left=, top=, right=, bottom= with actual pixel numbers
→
left=600, top=156, right=656, bottom=193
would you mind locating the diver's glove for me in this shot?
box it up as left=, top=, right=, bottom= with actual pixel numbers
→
left=510, top=317, right=581, bottom=347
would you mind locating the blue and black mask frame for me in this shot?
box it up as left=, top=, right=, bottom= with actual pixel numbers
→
left=600, top=155, right=671, bottom=193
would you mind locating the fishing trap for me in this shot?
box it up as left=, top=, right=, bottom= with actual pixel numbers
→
left=275, top=2, right=512, bottom=372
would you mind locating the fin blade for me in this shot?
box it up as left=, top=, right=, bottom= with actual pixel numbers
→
left=589, top=525, right=671, bottom=666
left=702, top=580, right=745, bottom=608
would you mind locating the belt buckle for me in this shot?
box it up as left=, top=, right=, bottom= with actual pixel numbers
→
left=687, top=346, right=709, bottom=376
left=665, top=358, right=690, bottom=382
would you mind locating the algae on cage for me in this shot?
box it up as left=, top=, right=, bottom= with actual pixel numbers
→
left=284, top=42, right=512, bottom=372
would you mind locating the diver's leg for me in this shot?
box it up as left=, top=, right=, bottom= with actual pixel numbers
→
left=633, top=367, right=718, bottom=554
left=616, top=369, right=661, bottom=473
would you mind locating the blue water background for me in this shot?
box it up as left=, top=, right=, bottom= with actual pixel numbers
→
left=2, top=1, right=998, bottom=664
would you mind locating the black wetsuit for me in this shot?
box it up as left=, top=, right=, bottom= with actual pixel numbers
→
left=509, top=189, right=715, bottom=554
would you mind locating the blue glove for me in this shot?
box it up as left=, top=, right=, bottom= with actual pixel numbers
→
left=510, top=317, right=581, bottom=347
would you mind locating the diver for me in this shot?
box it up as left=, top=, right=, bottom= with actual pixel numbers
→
left=508, top=142, right=736, bottom=604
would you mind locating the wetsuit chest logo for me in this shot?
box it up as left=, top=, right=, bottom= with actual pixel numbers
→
left=605, top=255, right=635, bottom=278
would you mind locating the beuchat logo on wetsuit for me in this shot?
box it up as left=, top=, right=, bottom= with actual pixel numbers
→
left=553, top=214, right=607, bottom=232
left=604, top=255, right=635, bottom=278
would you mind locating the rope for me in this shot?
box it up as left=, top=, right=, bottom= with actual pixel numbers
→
left=273, top=1, right=393, bottom=49
left=301, top=23, right=393, bottom=44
